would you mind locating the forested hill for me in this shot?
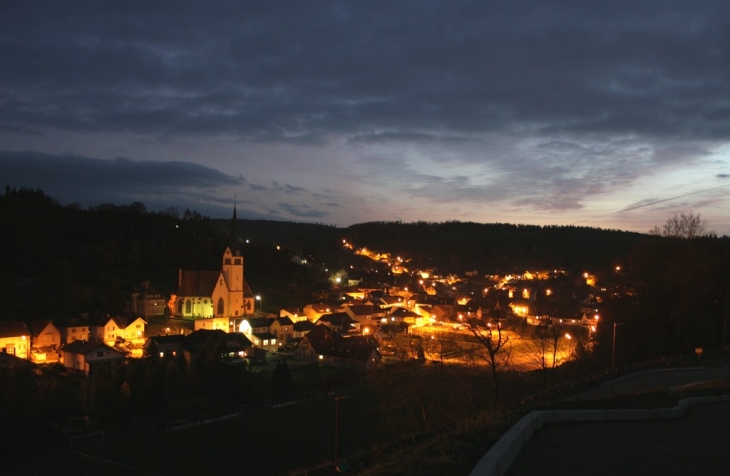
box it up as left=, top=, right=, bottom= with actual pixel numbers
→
left=1, top=187, right=653, bottom=319
left=229, top=219, right=650, bottom=275
left=344, top=221, right=649, bottom=274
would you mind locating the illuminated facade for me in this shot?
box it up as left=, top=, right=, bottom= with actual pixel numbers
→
left=173, top=205, right=255, bottom=319
left=0, top=321, right=30, bottom=360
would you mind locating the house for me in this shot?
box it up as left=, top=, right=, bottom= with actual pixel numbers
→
left=173, top=206, right=255, bottom=320
left=379, top=296, right=405, bottom=309
left=0, top=351, right=34, bottom=369
left=430, top=304, right=455, bottom=323
left=280, top=308, right=307, bottom=323
left=181, top=329, right=253, bottom=365
left=59, top=318, right=91, bottom=344
left=292, top=320, right=316, bottom=338
left=239, top=317, right=274, bottom=336
left=342, top=305, right=385, bottom=327
left=194, top=316, right=231, bottom=332
left=316, top=312, right=359, bottom=333
left=0, top=321, right=30, bottom=360
left=92, top=315, right=147, bottom=345
left=389, top=307, right=424, bottom=327
left=456, top=302, right=482, bottom=323
left=130, top=281, right=167, bottom=318
left=29, top=320, right=62, bottom=363
left=237, top=317, right=279, bottom=352
left=294, top=325, right=381, bottom=370
left=303, top=303, right=333, bottom=322
left=509, top=299, right=533, bottom=318
left=61, top=340, right=126, bottom=376
left=250, top=332, right=278, bottom=353
left=144, top=335, right=186, bottom=360
left=270, top=317, right=294, bottom=346
left=291, top=255, right=308, bottom=266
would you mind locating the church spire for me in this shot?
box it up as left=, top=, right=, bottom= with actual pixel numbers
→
left=230, top=198, right=240, bottom=255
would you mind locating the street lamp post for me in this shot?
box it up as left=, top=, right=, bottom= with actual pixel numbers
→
left=255, top=295, right=261, bottom=313
left=612, top=322, right=622, bottom=370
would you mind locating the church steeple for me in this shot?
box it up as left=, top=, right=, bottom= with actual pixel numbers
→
left=230, top=199, right=240, bottom=255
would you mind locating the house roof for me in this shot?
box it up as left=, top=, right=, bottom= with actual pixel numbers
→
left=29, top=320, right=57, bottom=337
left=0, top=352, right=35, bottom=369
left=246, top=317, right=274, bottom=329
left=182, top=329, right=252, bottom=353
left=305, top=303, right=332, bottom=313
left=293, top=320, right=316, bottom=332
left=317, top=312, right=356, bottom=325
left=63, top=340, right=124, bottom=356
left=346, top=305, right=382, bottom=316
left=145, top=335, right=186, bottom=346
left=252, top=332, right=277, bottom=340
left=299, top=325, right=380, bottom=362
left=274, top=316, right=294, bottom=326
left=178, top=270, right=221, bottom=297
left=0, top=320, right=30, bottom=338
left=390, top=308, right=420, bottom=318
left=89, top=315, right=147, bottom=329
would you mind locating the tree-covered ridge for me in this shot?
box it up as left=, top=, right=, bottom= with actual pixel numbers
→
left=1, top=188, right=331, bottom=319
left=343, top=220, right=648, bottom=274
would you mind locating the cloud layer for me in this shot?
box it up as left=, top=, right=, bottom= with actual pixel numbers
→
left=1, top=2, right=729, bottom=233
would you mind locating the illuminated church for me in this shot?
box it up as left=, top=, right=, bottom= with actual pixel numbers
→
left=172, top=206, right=255, bottom=319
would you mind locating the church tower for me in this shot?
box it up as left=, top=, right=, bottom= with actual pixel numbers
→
left=221, top=203, right=245, bottom=317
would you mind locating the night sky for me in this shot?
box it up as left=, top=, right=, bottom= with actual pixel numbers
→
left=2, top=2, right=729, bottom=234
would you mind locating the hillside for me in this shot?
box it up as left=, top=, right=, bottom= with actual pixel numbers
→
left=0, top=187, right=681, bottom=323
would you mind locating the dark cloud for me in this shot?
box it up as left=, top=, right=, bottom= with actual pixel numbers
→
left=2, top=2, right=730, bottom=233
left=2, top=2, right=729, bottom=144
left=0, top=150, right=242, bottom=214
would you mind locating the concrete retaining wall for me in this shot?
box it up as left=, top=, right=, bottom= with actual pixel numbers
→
left=469, top=395, right=730, bottom=476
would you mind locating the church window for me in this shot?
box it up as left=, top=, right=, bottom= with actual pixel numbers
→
left=234, top=258, right=241, bottom=265
left=225, top=258, right=231, bottom=265
left=177, top=300, right=183, bottom=313
left=185, top=300, right=192, bottom=314
left=217, top=297, right=225, bottom=316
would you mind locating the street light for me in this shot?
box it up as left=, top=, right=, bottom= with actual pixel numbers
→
left=565, top=333, right=572, bottom=358
left=255, top=295, right=261, bottom=313
left=335, top=394, right=350, bottom=472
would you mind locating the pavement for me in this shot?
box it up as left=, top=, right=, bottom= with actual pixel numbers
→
left=506, top=399, right=730, bottom=476
left=470, top=365, right=730, bottom=476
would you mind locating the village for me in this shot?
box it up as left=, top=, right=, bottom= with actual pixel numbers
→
left=0, top=210, right=621, bottom=378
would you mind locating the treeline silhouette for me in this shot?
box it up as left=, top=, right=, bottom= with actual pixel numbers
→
left=344, top=220, right=647, bottom=274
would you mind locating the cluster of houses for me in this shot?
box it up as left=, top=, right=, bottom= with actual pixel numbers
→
left=1, top=209, right=609, bottom=378
left=0, top=315, right=146, bottom=374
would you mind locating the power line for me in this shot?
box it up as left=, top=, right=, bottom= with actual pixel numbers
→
left=570, top=182, right=730, bottom=225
